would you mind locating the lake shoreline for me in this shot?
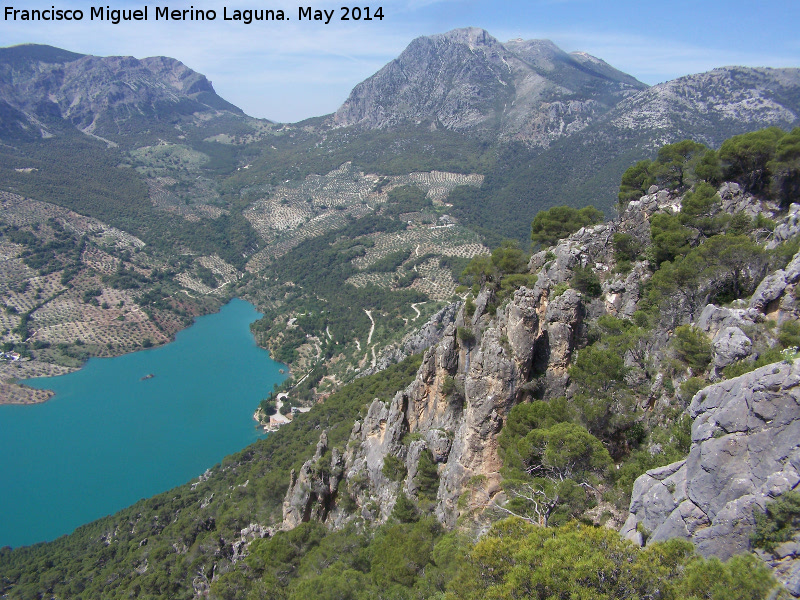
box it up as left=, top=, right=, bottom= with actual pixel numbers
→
left=0, top=298, right=287, bottom=548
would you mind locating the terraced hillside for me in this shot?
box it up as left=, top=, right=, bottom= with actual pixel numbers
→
left=0, top=192, right=238, bottom=404
left=243, top=162, right=484, bottom=269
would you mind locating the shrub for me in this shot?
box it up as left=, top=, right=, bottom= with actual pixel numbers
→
left=672, top=326, right=712, bottom=372
left=382, top=454, right=407, bottom=482
left=778, top=320, right=800, bottom=349
left=531, top=205, right=603, bottom=247
left=571, top=265, right=601, bottom=297
left=457, top=327, right=476, bottom=346
left=752, top=490, right=800, bottom=552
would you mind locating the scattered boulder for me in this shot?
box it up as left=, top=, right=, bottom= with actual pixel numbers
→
left=711, top=326, right=753, bottom=370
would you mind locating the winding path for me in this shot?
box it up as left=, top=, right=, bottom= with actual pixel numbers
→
left=410, top=302, right=425, bottom=321
left=364, top=309, right=375, bottom=346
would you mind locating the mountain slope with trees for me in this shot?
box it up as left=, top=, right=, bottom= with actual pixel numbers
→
left=3, top=129, right=800, bottom=599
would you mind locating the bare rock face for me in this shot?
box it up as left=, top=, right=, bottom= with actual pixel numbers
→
left=750, top=249, right=800, bottom=316
left=770, top=204, right=800, bottom=249
left=711, top=326, right=753, bottom=370
left=333, top=28, right=644, bottom=147
left=698, top=304, right=763, bottom=337
left=622, top=361, right=800, bottom=567
left=0, top=44, right=243, bottom=140
left=282, top=431, right=344, bottom=529
left=282, top=284, right=552, bottom=530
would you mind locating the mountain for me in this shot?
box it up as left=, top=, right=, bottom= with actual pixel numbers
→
left=600, top=66, right=800, bottom=147
left=4, top=134, right=800, bottom=596
left=328, top=30, right=800, bottom=245
left=0, top=44, right=245, bottom=143
left=441, top=65, right=800, bottom=242
left=333, top=27, right=646, bottom=146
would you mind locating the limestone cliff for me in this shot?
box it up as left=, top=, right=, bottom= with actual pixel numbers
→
left=621, top=361, right=800, bottom=594
left=282, top=181, right=800, bottom=553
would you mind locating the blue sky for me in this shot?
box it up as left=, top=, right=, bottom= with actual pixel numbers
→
left=1, top=0, right=798, bottom=122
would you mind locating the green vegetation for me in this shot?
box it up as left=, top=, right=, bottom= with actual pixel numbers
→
left=251, top=212, right=427, bottom=368
left=458, top=239, right=535, bottom=308
left=619, top=128, right=800, bottom=208
left=382, top=454, right=408, bottom=482
left=2, top=79, right=797, bottom=600
left=617, top=139, right=713, bottom=204
left=752, top=491, right=800, bottom=552
left=530, top=205, right=603, bottom=248
left=499, top=400, right=611, bottom=526
left=671, top=325, right=713, bottom=373
left=0, top=134, right=260, bottom=270
left=451, top=519, right=779, bottom=600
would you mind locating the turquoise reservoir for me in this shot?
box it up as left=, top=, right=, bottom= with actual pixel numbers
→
left=0, top=298, right=285, bottom=548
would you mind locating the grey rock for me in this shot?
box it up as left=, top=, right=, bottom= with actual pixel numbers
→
left=783, top=560, right=800, bottom=597
left=283, top=431, right=345, bottom=529
left=698, top=304, right=762, bottom=336
left=712, top=326, right=752, bottom=369
left=623, top=360, right=800, bottom=560
left=750, top=271, right=788, bottom=312
left=332, top=28, right=644, bottom=146
left=775, top=541, right=800, bottom=559
left=0, top=48, right=243, bottom=139
left=771, top=207, right=800, bottom=249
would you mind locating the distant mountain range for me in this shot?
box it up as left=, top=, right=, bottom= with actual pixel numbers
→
left=0, top=43, right=243, bottom=143
left=333, top=27, right=646, bottom=147
left=334, top=28, right=799, bottom=150
left=0, top=31, right=798, bottom=238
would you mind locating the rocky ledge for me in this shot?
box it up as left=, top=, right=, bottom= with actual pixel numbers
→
left=621, top=360, right=800, bottom=594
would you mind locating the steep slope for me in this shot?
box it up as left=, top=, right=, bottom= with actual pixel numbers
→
left=445, top=65, right=800, bottom=241
left=4, top=129, right=800, bottom=597
left=0, top=44, right=244, bottom=143
left=606, top=67, right=800, bottom=148
left=333, top=27, right=646, bottom=146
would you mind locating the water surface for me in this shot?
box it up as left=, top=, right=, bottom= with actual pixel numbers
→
left=0, top=298, right=285, bottom=548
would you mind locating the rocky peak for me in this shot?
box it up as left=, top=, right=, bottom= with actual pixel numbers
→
left=0, top=44, right=243, bottom=141
left=429, top=26, right=500, bottom=49
left=332, top=28, right=645, bottom=146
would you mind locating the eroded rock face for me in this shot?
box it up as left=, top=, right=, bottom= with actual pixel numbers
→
left=750, top=249, right=800, bottom=315
left=698, top=304, right=763, bottom=337
left=711, top=326, right=753, bottom=370
left=282, top=431, right=344, bottom=529
left=622, top=361, right=800, bottom=564
left=282, top=284, right=554, bottom=530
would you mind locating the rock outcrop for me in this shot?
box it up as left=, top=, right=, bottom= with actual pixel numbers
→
left=622, top=361, right=800, bottom=587
left=750, top=248, right=800, bottom=319
left=282, top=277, right=590, bottom=529
left=282, top=431, right=344, bottom=529
left=282, top=180, right=800, bottom=588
